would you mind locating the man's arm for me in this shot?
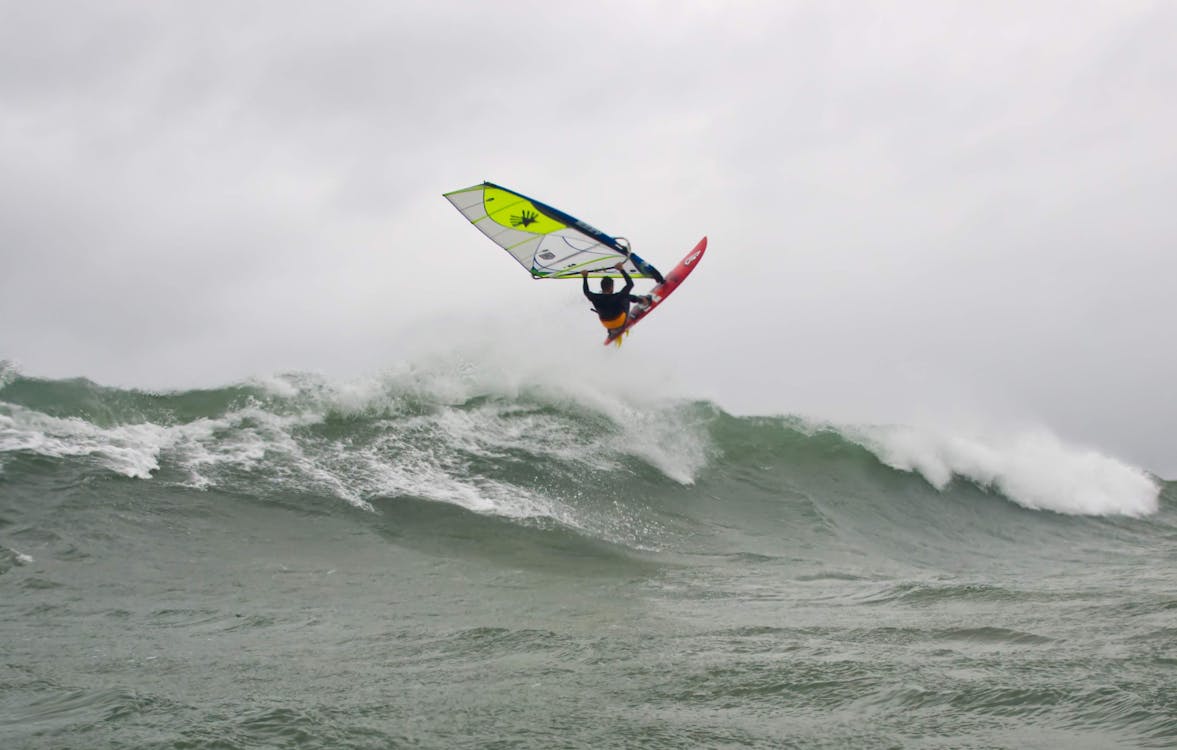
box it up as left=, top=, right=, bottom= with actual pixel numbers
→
left=581, top=270, right=591, bottom=298
left=617, top=265, right=634, bottom=295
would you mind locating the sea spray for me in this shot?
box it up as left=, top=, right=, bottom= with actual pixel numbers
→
left=846, top=423, right=1160, bottom=516
left=0, top=366, right=1161, bottom=522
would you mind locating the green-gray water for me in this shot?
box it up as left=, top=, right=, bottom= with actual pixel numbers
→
left=2, top=367, right=1173, bottom=749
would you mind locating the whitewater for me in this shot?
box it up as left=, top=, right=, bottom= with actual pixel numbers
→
left=1, top=354, right=1173, bottom=749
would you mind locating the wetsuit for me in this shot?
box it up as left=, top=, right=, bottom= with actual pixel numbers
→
left=583, top=269, right=647, bottom=330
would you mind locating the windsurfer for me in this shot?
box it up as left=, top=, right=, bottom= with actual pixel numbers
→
left=581, top=263, right=653, bottom=333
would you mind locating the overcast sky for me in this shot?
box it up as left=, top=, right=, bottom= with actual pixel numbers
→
left=1, top=1, right=1174, bottom=476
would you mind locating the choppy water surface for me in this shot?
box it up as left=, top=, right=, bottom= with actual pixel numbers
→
left=1, top=368, right=1173, bottom=748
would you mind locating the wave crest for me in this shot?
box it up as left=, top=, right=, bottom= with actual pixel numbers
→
left=847, top=424, right=1159, bottom=517
left=0, top=367, right=1162, bottom=522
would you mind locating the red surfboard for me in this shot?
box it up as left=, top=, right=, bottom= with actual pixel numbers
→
left=604, top=236, right=707, bottom=346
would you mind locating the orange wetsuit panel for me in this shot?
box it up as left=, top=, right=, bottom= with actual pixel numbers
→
left=600, top=312, right=627, bottom=330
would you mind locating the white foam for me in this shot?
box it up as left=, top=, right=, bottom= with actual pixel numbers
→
left=0, top=342, right=712, bottom=528
left=563, top=387, right=709, bottom=484
left=846, top=423, right=1160, bottom=517
left=254, top=340, right=712, bottom=486
left=348, top=440, right=577, bottom=523
left=0, top=406, right=171, bottom=478
left=250, top=372, right=305, bottom=399
left=0, top=392, right=564, bottom=518
left=0, top=401, right=324, bottom=483
left=0, top=360, right=18, bottom=389
left=245, top=355, right=710, bottom=521
left=396, top=337, right=711, bottom=485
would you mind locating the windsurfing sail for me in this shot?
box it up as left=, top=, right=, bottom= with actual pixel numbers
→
left=443, top=181, right=663, bottom=280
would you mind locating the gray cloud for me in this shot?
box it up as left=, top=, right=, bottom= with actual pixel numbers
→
left=1, top=1, right=1174, bottom=475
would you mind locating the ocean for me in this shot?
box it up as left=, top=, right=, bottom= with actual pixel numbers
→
left=1, top=359, right=1173, bottom=749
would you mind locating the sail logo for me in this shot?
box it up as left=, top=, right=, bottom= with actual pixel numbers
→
left=684, top=249, right=702, bottom=265
left=511, top=210, right=539, bottom=228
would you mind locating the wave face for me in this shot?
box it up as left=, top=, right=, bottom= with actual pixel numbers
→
left=0, top=360, right=1161, bottom=522
left=2, top=362, right=1174, bottom=749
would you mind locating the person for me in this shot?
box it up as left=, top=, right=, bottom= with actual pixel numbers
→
left=581, top=262, right=653, bottom=334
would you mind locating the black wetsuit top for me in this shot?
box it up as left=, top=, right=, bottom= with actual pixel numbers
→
left=583, top=269, right=643, bottom=321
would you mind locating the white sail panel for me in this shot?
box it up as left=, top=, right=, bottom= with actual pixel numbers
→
left=443, top=182, right=660, bottom=279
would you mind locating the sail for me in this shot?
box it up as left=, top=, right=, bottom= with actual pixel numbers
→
left=443, top=181, right=662, bottom=279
